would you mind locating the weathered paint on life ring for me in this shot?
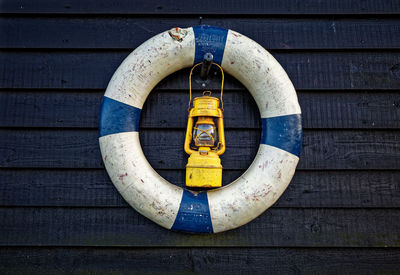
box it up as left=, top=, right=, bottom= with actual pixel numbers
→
left=99, top=25, right=302, bottom=233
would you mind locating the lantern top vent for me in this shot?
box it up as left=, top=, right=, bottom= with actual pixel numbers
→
left=192, top=91, right=221, bottom=117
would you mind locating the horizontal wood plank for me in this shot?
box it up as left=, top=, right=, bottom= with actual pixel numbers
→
left=0, top=129, right=399, bottom=170
left=1, top=0, right=399, bottom=15
left=0, top=247, right=399, bottom=274
left=2, top=18, right=400, bottom=49
left=1, top=169, right=399, bottom=208
left=0, top=207, right=399, bottom=247
left=1, top=90, right=399, bottom=129
left=1, top=51, right=400, bottom=90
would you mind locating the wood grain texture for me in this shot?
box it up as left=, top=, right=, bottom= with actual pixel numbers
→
left=1, top=90, right=400, bottom=129
left=1, top=169, right=399, bottom=208
left=2, top=18, right=400, bottom=49
left=1, top=0, right=400, bottom=15
left=0, top=129, right=399, bottom=170
left=1, top=51, right=400, bottom=90
left=1, top=247, right=399, bottom=274
left=0, top=207, right=399, bottom=247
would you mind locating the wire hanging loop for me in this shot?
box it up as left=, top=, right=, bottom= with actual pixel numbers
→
left=188, top=62, right=225, bottom=112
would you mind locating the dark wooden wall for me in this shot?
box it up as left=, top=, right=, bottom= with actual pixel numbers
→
left=1, top=1, right=400, bottom=273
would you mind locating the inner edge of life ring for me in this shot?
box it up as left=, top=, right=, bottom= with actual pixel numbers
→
left=99, top=25, right=302, bottom=234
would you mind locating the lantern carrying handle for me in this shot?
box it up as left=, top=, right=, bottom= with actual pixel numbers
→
left=188, top=62, right=224, bottom=112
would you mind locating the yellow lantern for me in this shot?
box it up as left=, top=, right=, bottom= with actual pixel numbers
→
left=184, top=63, right=225, bottom=188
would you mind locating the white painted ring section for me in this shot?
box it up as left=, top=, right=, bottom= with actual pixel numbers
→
left=208, top=144, right=299, bottom=233
left=222, top=30, right=301, bottom=119
left=99, top=132, right=183, bottom=229
left=104, top=29, right=195, bottom=109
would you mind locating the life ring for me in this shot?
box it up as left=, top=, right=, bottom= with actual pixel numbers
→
left=99, top=25, right=302, bottom=233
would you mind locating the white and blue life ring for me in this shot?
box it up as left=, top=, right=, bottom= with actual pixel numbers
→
left=99, top=25, right=302, bottom=233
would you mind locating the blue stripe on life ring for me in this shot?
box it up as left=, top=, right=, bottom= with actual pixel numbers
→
left=193, top=25, right=228, bottom=65
left=261, top=114, right=302, bottom=157
left=99, top=97, right=141, bottom=137
left=171, top=190, right=213, bottom=233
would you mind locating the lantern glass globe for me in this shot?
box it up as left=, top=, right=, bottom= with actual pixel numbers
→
left=193, top=123, right=217, bottom=146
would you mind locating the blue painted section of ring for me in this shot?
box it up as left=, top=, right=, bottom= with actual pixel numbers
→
left=261, top=114, right=302, bottom=157
left=193, top=25, right=228, bottom=65
left=171, top=190, right=213, bottom=233
left=99, top=96, right=141, bottom=137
